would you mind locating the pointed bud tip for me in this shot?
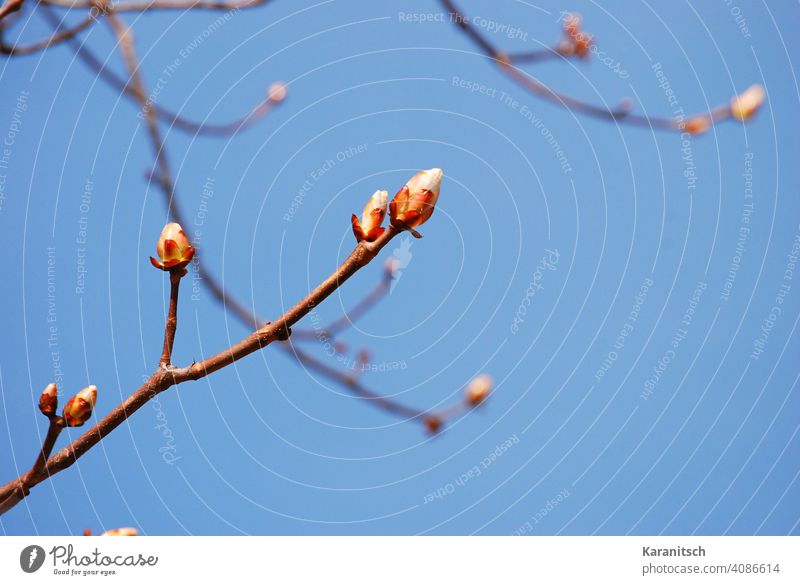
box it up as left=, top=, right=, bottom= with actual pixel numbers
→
left=39, top=383, right=59, bottom=417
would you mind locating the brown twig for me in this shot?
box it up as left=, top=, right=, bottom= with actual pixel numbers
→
left=101, top=9, right=462, bottom=427
left=439, top=0, right=737, bottom=132
left=159, top=271, right=181, bottom=367
left=0, top=418, right=64, bottom=514
left=0, top=8, right=99, bottom=55
left=42, top=0, right=270, bottom=12
left=0, top=227, right=401, bottom=515
left=0, top=0, right=24, bottom=22
left=292, top=265, right=392, bottom=341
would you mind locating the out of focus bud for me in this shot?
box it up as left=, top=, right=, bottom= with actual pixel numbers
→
left=101, top=527, right=138, bottom=536
left=351, top=189, right=388, bottom=242
left=149, top=222, right=195, bottom=273
left=424, top=415, right=442, bottom=434
left=730, top=84, right=766, bottom=121
left=39, top=383, right=58, bottom=418
left=560, top=13, right=592, bottom=58
left=465, top=374, right=493, bottom=406
left=389, top=168, right=443, bottom=236
left=267, top=81, right=287, bottom=103
left=63, top=385, right=97, bottom=427
left=683, top=116, right=711, bottom=135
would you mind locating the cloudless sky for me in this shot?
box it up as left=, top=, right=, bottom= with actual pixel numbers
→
left=1, top=0, right=798, bottom=535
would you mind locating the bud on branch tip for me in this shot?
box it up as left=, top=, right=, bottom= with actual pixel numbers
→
left=730, top=84, right=766, bottom=121
left=351, top=189, right=388, bottom=243
left=38, top=383, right=58, bottom=418
left=150, top=222, right=195, bottom=274
left=389, top=168, right=443, bottom=238
left=63, top=385, right=97, bottom=427
left=465, top=374, right=493, bottom=406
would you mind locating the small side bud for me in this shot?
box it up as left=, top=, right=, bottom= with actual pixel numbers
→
left=150, top=222, right=195, bottom=273
left=351, top=189, right=388, bottom=242
left=389, top=168, right=443, bottom=236
left=267, top=81, right=287, bottom=103
left=561, top=13, right=592, bottom=58
left=63, top=385, right=97, bottom=427
left=465, top=374, right=493, bottom=406
left=39, top=383, right=58, bottom=418
left=424, top=416, right=443, bottom=434
left=730, top=84, right=766, bottom=121
left=101, top=527, right=138, bottom=536
left=683, top=116, right=711, bottom=135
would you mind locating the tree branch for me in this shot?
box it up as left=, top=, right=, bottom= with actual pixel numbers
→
left=439, top=0, right=748, bottom=132
left=159, top=271, right=181, bottom=368
left=0, top=227, right=400, bottom=515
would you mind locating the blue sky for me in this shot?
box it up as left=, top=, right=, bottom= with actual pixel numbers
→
left=1, top=0, right=798, bottom=535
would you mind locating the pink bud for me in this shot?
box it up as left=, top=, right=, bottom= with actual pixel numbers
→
left=389, top=168, right=443, bottom=235
left=39, top=383, right=58, bottom=418
left=101, top=527, right=138, bottom=536
left=730, top=85, right=766, bottom=121
left=63, top=385, right=97, bottom=427
left=150, top=222, right=195, bottom=272
left=267, top=81, right=287, bottom=103
left=465, top=374, right=493, bottom=406
left=351, top=190, right=388, bottom=242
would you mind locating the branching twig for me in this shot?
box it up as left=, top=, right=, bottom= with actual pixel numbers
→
left=0, top=419, right=63, bottom=514
left=0, top=227, right=401, bottom=515
left=0, top=8, right=99, bottom=55
left=159, top=271, right=181, bottom=368
left=439, top=0, right=761, bottom=133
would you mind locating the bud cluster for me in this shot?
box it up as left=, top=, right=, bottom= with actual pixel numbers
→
left=351, top=168, right=443, bottom=242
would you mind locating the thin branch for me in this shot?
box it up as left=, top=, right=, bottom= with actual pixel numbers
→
left=0, top=8, right=99, bottom=55
left=439, top=0, right=738, bottom=132
left=0, top=419, right=63, bottom=514
left=102, top=9, right=452, bottom=427
left=292, top=265, right=392, bottom=341
left=0, top=0, right=24, bottom=23
left=0, top=227, right=401, bottom=515
left=41, top=0, right=270, bottom=12
left=159, top=271, right=181, bottom=367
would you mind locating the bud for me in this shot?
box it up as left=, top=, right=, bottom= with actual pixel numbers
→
left=730, top=84, right=766, bottom=121
left=267, top=81, right=287, bottom=103
left=101, top=527, right=138, bottom=536
left=562, top=13, right=592, bottom=58
left=465, top=374, right=493, bottom=406
left=351, top=189, right=388, bottom=242
left=683, top=116, right=711, bottom=135
left=63, top=385, right=97, bottom=427
left=424, top=415, right=442, bottom=434
left=38, top=383, right=58, bottom=418
left=389, top=168, right=443, bottom=236
left=149, top=222, right=195, bottom=272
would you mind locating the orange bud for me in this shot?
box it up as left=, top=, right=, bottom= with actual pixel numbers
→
left=101, top=527, right=138, bottom=536
left=424, top=416, right=443, bottom=434
left=389, top=168, right=443, bottom=235
left=683, top=116, right=711, bottom=135
left=150, top=222, right=195, bottom=272
left=351, top=189, right=388, bottom=242
left=39, top=383, right=58, bottom=418
left=730, top=84, right=765, bottom=121
left=267, top=81, right=287, bottom=103
left=465, top=374, right=493, bottom=406
left=562, top=13, right=592, bottom=58
left=63, top=385, right=97, bottom=427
